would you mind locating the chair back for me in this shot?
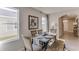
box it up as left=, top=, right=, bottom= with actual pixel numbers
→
left=21, top=34, right=32, bottom=51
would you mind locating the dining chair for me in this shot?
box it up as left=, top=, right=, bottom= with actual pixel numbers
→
left=21, top=34, right=32, bottom=51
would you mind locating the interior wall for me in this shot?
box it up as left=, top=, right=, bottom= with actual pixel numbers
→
left=49, top=9, right=79, bottom=38
left=58, top=18, right=64, bottom=38
left=78, top=20, right=79, bottom=36
left=78, top=19, right=79, bottom=36
left=18, top=7, right=46, bottom=37
left=18, top=7, right=46, bottom=50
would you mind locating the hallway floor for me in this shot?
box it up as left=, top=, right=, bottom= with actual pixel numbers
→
left=59, top=32, right=79, bottom=51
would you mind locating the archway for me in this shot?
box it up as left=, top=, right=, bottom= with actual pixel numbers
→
left=59, top=14, right=78, bottom=38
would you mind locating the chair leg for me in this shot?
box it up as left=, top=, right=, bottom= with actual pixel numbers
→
left=31, top=40, right=33, bottom=51
left=24, top=47, right=26, bottom=51
left=63, top=44, right=66, bottom=51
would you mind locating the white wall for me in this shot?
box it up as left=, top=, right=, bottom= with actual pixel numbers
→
left=49, top=9, right=79, bottom=38
left=18, top=7, right=46, bottom=50
left=19, top=7, right=46, bottom=37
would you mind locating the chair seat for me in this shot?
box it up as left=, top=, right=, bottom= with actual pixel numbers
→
left=46, top=39, right=65, bottom=51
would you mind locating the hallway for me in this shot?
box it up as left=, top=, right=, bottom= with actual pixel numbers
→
left=60, top=32, right=79, bottom=51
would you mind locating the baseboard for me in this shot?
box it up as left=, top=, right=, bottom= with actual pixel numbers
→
left=18, top=48, right=25, bottom=51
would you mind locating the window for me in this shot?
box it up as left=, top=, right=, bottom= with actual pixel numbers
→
left=0, top=7, right=19, bottom=42
left=42, top=15, right=47, bottom=32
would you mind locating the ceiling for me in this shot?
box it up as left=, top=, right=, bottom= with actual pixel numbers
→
left=61, top=15, right=77, bottom=20
left=33, top=7, right=79, bottom=14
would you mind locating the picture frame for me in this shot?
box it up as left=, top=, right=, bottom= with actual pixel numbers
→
left=28, top=15, right=39, bottom=30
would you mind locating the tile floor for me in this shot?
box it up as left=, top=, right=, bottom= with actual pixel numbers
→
left=59, top=32, right=79, bottom=51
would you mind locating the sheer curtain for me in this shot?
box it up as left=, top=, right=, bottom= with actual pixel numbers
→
left=0, top=8, right=19, bottom=42
left=42, top=15, right=48, bottom=32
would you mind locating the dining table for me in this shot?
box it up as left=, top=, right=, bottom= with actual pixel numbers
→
left=32, top=33, right=56, bottom=51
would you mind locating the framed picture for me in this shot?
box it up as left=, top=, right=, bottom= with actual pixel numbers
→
left=28, top=15, right=39, bottom=30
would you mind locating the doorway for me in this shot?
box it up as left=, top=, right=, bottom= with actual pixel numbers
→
left=59, top=15, right=79, bottom=50
left=59, top=15, right=78, bottom=38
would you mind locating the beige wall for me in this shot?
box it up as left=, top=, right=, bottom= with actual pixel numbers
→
left=78, top=19, right=79, bottom=36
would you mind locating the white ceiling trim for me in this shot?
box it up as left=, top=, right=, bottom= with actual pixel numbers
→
left=33, top=7, right=79, bottom=14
